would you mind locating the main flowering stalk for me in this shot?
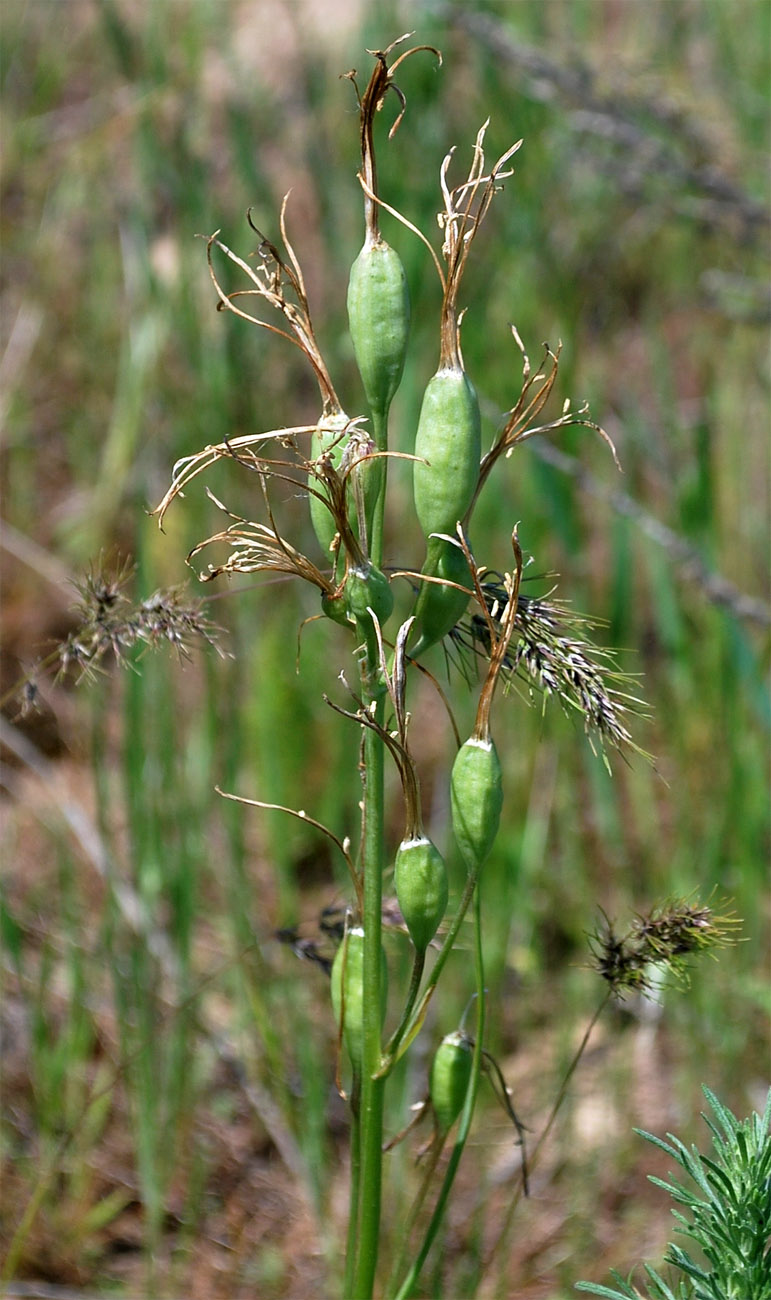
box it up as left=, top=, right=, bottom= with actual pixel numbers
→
left=353, top=680, right=387, bottom=1298
left=151, top=34, right=654, bottom=1300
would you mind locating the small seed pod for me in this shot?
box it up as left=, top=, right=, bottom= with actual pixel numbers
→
left=394, top=836, right=448, bottom=954
left=347, top=237, right=410, bottom=423
left=450, top=737, right=503, bottom=872
left=330, top=926, right=388, bottom=1070
left=344, top=563, right=394, bottom=628
left=429, top=1030, right=473, bottom=1134
left=320, top=590, right=352, bottom=628
left=413, top=368, right=481, bottom=540
left=409, top=535, right=472, bottom=658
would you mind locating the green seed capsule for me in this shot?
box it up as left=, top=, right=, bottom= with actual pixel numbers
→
left=330, top=926, right=388, bottom=1070
left=429, top=1030, right=473, bottom=1134
left=310, top=410, right=354, bottom=556
left=344, top=563, right=394, bottom=628
left=347, top=237, right=410, bottom=422
left=413, top=368, right=481, bottom=539
left=320, top=590, right=352, bottom=628
left=394, top=836, right=448, bottom=954
left=410, top=535, right=472, bottom=658
left=450, top=737, right=504, bottom=872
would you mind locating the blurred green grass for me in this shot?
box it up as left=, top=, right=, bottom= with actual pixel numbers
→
left=1, top=1, right=769, bottom=1296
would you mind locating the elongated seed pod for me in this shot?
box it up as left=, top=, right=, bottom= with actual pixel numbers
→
left=450, top=737, right=504, bottom=872
left=347, top=237, right=409, bottom=422
left=394, top=836, right=448, bottom=954
left=429, top=1030, right=473, bottom=1134
left=413, top=368, right=481, bottom=540
left=348, top=238, right=410, bottom=552
left=409, top=535, right=472, bottom=658
left=330, top=926, right=388, bottom=1070
left=344, top=563, right=394, bottom=627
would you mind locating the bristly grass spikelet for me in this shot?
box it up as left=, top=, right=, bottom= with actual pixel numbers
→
left=450, top=573, right=651, bottom=765
left=589, top=896, right=742, bottom=997
left=1, top=555, right=226, bottom=715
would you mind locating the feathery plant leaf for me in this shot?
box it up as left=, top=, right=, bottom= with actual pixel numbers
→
left=577, top=1086, right=771, bottom=1300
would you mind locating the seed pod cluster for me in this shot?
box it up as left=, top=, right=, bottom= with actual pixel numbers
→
left=450, top=737, right=503, bottom=872
left=429, top=1030, right=473, bottom=1134
left=394, top=836, right=448, bottom=954
left=330, top=926, right=388, bottom=1070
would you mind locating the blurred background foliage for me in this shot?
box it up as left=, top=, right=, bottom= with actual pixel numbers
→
left=1, top=1, right=768, bottom=1296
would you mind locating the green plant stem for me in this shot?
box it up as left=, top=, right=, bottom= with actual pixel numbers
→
left=393, top=880, right=486, bottom=1300
left=394, top=867, right=479, bottom=1055
left=1, top=1152, right=57, bottom=1285
left=491, top=990, right=612, bottom=1295
left=350, top=676, right=387, bottom=1300
left=382, top=949, right=426, bottom=1069
left=370, top=408, right=388, bottom=568
left=385, top=1133, right=445, bottom=1299
left=343, top=1074, right=362, bottom=1300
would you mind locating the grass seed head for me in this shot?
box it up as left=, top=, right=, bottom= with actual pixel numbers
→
left=55, top=557, right=224, bottom=683
left=590, top=898, right=741, bottom=996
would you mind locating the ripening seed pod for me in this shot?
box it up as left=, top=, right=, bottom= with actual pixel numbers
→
left=413, top=368, right=481, bottom=541
left=330, top=926, right=388, bottom=1070
left=429, top=1030, right=473, bottom=1134
left=450, top=736, right=503, bottom=872
left=344, top=562, right=394, bottom=628
left=409, top=535, right=472, bottom=658
left=347, top=236, right=410, bottom=423
left=347, top=239, right=410, bottom=546
left=394, top=836, right=448, bottom=953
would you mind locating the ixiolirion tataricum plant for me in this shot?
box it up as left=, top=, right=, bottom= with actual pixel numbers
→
left=153, top=34, right=660, bottom=1299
